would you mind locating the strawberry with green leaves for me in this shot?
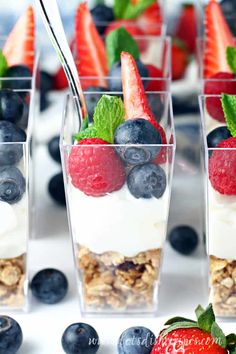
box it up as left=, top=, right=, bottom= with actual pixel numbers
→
left=151, top=304, right=236, bottom=354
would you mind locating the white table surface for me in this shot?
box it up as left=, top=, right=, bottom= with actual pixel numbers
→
left=5, top=94, right=235, bottom=354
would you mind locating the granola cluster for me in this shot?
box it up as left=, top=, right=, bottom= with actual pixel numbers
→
left=210, top=255, right=236, bottom=316
left=78, top=246, right=162, bottom=311
left=0, top=255, right=26, bottom=308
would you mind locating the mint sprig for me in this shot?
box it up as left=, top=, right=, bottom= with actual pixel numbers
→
left=221, top=94, right=236, bottom=137
left=106, top=27, right=139, bottom=68
left=114, top=0, right=155, bottom=20
left=75, top=95, right=125, bottom=143
left=0, top=50, right=8, bottom=78
left=226, top=46, right=236, bottom=74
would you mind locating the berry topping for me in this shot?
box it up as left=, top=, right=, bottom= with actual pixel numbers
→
left=204, top=0, right=235, bottom=78
left=0, top=315, right=23, bottom=354
left=91, top=5, right=114, bottom=35
left=0, top=121, right=26, bottom=165
left=114, top=119, right=161, bottom=165
left=3, top=6, right=35, bottom=72
left=0, top=90, right=25, bottom=124
left=171, top=39, right=189, bottom=81
left=84, top=86, right=108, bottom=122
left=136, top=2, right=162, bottom=35
left=62, top=323, right=99, bottom=354
left=75, top=3, right=108, bottom=89
left=48, top=135, right=61, bottom=164
left=31, top=268, right=68, bottom=304
left=175, top=4, right=197, bottom=53
left=147, top=95, right=164, bottom=123
left=3, top=65, right=31, bottom=92
left=204, top=72, right=236, bottom=122
left=207, top=126, right=232, bottom=149
left=48, top=173, right=66, bottom=207
left=0, top=166, right=25, bottom=204
left=209, top=137, right=236, bottom=195
left=69, top=138, right=125, bottom=197
left=168, top=225, right=199, bottom=255
left=118, top=326, right=156, bottom=354
left=105, top=19, right=144, bottom=38
left=146, top=64, right=165, bottom=92
left=127, top=163, right=166, bottom=199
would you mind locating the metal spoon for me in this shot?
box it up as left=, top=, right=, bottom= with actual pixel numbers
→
left=37, top=0, right=87, bottom=127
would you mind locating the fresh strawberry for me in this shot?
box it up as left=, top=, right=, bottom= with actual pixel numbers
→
left=3, top=6, right=35, bottom=72
left=121, top=51, right=167, bottom=163
left=204, top=72, right=236, bottom=122
left=105, top=20, right=144, bottom=38
left=151, top=304, right=232, bottom=354
left=172, top=39, right=189, bottom=80
left=69, top=138, right=125, bottom=197
left=137, top=3, right=163, bottom=35
left=209, top=137, right=236, bottom=195
left=204, top=0, right=235, bottom=78
left=175, top=4, right=197, bottom=53
left=146, top=64, right=166, bottom=92
left=53, top=66, right=68, bottom=90
left=75, top=3, right=108, bottom=89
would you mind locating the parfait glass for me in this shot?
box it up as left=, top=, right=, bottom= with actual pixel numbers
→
left=60, top=91, right=175, bottom=316
left=200, top=94, right=236, bottom=318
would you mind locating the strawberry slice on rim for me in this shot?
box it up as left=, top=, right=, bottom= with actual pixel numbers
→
left=121, top=51, right=167, bottom=164
left=204, top=0, right=235, bottom=78
left=3, top=6, right=35, bottom=72
left=75, top=3, right=108, bottom=89
left=137, top=3, right=163, bottom=35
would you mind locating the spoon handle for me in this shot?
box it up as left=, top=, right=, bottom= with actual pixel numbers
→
left=37, top=0, right=87, bottom=125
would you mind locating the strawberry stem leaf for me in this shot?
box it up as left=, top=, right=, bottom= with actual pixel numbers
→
left=226, top=46, right=236, bottom=74
left=164, top=317, right=196, bottom=326
left=195, top=304, right=205, bottom=320
left=211, top=322, right=227, bottom=349
left=197, top=303, right=215, bottom=333
left=161, top=322, right=199, bottom=338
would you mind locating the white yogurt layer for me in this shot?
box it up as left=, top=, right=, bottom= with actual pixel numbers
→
left=68, top=184, right=169, bottom=257
left=205, top=112, right=225, bottom=134
left=208, top=184, right=236, bottom=260
left=0, top=196, right=28, bottom=259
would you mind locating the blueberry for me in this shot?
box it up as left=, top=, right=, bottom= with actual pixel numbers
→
left=48, top=136, right=61, bottom=163
left=118, top=326, right=155, bottom=354
left=62, top=323, right=99, bottom=354
left=40, top=70, right=54, bottom=93
left=0, top=121, right=26, bottom=165
left=0, top=166, right=25, bottom=204
left=91, top=5, right=114, bottom=34
left=168, top=225, right=199, bottom=255
left=18, top=103, right=29, bottom=130
left=207, top=126, right=231, bottom=149
left=0, top=89, right=25, bottom=124
left=85, top=86, right=108, bottom=122
left=3, top=65, right=31, bottom=93
left=31, top=268, right=68, bottom=304
left=127, top=163, right=166, bottom=199
left=109, top=60, right=149, bottom=92
left=147, top=95, right=164, bottom=122
left=114, top=119, right=161, bottom=165
left=0, top=315, right=23, bottom=354
left=48, top=173, right=66, bottom=206
left=40, top=92, right=50, bottom=112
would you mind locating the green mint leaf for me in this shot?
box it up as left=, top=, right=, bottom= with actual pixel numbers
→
left=114, top=0, right=155, bottom=20
left=114, top=0, right=128, bottom=19
left=221, top=94, right=236, bottom=137
left=74, top=126, right=98, bottom=141
left=161, top=322, right=199, bottom=338
left=195, top=305, right=205, bottom=320
left=93, top=95, right=125, bottom=143
left=81, top=116, right=89, bottom=131
left=197, top=304, right=215, bottom=333
left=211, top=322, right=227, bottom=349
left=226, top=47, right=236, bottom=74
left=227, top=334, right=236, bottom=350
left=164, top=317, right=196, bottom=326
left=106, top=27, right=139, bottom=68
left=0, top=50, right=8, bottom=77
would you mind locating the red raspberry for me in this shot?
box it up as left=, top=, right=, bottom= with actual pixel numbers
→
left=150, top=118, right=167, bottom=164
left=68, top=138, right=126, bottom=197
left=209, top=137, right=236, bottom=195
left=204, top=72, right=236, bottom=122
left=146, top=64, right=166, bottom=92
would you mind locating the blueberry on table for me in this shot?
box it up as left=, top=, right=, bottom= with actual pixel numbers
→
left=91, top=4, right=114, bottom=34
left=0, top=89, right=25, bottom=124
left=85, top=86, right=108, bottom=122
left=118, top=326, right=155, bottom=354
left=62, top=323, right=99, bottom=354
left=48, top=136, right=61, bottom=164
left=0, top=315, right=23, bottom=354
left=109, top=60, right=149, bottom=92
left=207, top=126, right=231, bottom=149
left=31, top=268, right=68, bottom=304
left=3, top=65, right=31, bottom=92
left=127, top=163, right=166, bottom=199
left=0, top=121, right=26, bottom=165
left=168, top=225, right=199, bottom=255
left=0, top=166, right=25, bottom=204
left=48, top=173, right=66, bottom=206
left=114, top=119, right=162, bottom=165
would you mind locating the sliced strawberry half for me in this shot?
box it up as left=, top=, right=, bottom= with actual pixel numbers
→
left=137, top=3, right=163, bottom=35
left=75, top=3, right=108, bottom=89
left=204, top=0, right=235, bottom=78
left=3, top=6, right=35, bottom=72
left=121, top=51, right=167, bottom=163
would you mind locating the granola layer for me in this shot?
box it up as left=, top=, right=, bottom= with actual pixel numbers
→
left=78, top=246, right=162, bottom=310
left=0, top=255, right=26, bottom=308
left=210, top=255, right=236, bottom=316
